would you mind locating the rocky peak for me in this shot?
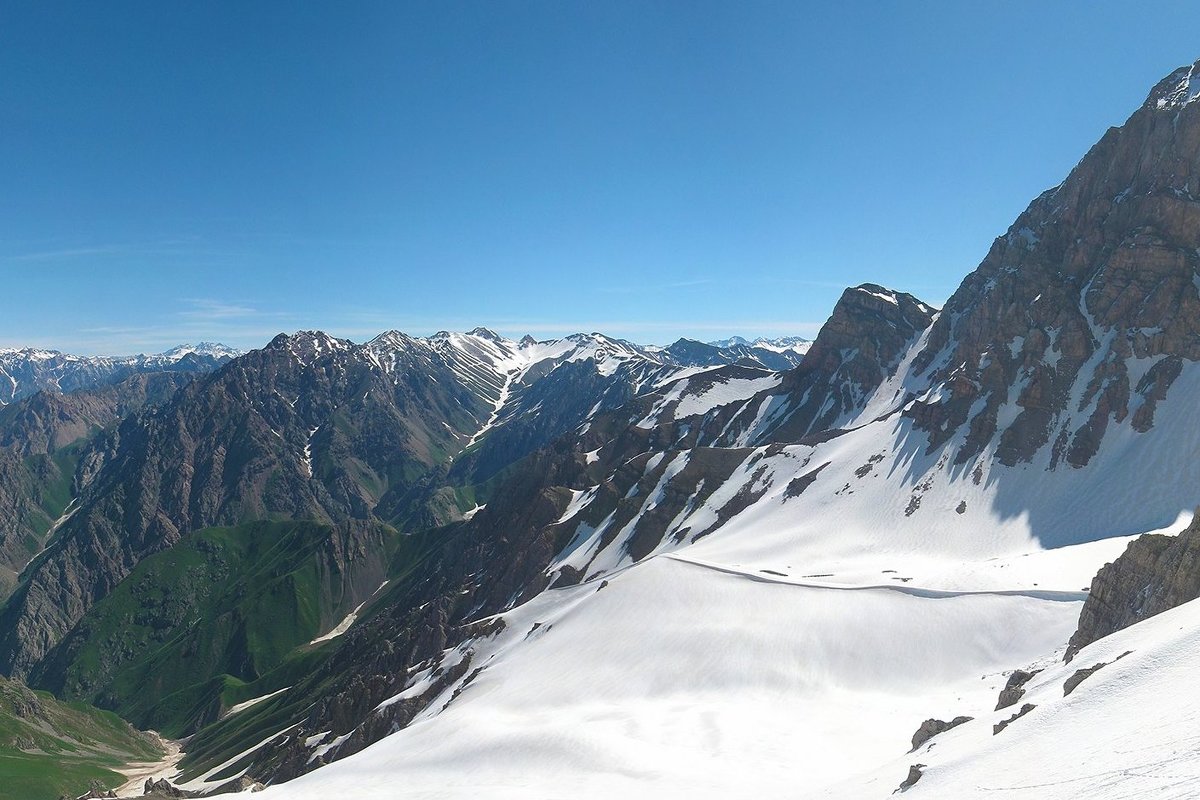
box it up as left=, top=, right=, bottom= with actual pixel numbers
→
left=365, top=330, right=418, bottom=352
left=1144, top=58, right=1200, bottom=111
left=821, top=284, right=936, bottom=345
left=265, top=330, right=355, bottom=366
left=906, top=58, right=1200, bottom=467
left=467, top=326, right=505, bottom=342
left=157, top=342, right=241, bottom=362
left=753, top=283, right=935, bottom=443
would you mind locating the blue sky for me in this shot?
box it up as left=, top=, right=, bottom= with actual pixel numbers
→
left=4, top=1, right=1200, bottom=354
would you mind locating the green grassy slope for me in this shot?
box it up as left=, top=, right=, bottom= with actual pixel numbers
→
left=0, top=675, right=162, bottom=800
left=36, top=519, right=401, bottom=738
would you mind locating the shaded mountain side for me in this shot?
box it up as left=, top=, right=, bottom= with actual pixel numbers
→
left=0, top=332, right=491, bottom=677
left=446, top=356, right=674, bottom=486
left=172, top=438, right=592, bottom=784
left=32, top=520, right=400, bottom=738
left=0, top=673, right=162, bottom=800
left=0, top=325, right=742, bottom=678
left=0, top=447, right=79, bottom=602
left=0, top=372, right=191, bottom=456
left=0, top=373, right=196, bottom=601
left=1066, top=510, right=1200, bottom=661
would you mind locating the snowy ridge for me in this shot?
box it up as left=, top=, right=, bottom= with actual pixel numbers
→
left=0, top=342, right=240, bottom=404
left=367, top=328, right=689, bottom=449
left=706, top=335, right=812, bottom=356
left=66, top=56, right=1200, bottom=799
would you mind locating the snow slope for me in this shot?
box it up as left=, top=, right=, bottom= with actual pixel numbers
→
left=827, top=592, right=1200, bottom=799
left=257, top=553, right=1085, bottom=800
left=249, top=410, right=1195, bottom=799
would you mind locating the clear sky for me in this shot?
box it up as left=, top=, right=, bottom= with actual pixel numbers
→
left=4, top=1, right=1200, bottom=354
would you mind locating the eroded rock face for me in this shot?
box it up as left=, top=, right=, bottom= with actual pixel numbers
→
left=141, top=778, right=199, bottom=798
left=907, top=60, right=1200, bottom=467
left=896, top=764, right=925, bottom=792
left=0, top=374, right=194, bottom=602
left=1067, top=511, right=1200, bottom=661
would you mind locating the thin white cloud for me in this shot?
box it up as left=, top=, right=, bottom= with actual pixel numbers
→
left=4, top=246, right=126, bottom=262
left=179, top=299, right=261, bottom=320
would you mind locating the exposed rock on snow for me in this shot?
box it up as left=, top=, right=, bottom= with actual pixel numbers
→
left=994, top=668, right=1040, bottom=711
left=1062, top=651, right=1129, bottom=697
left=992, top=702, right=1036, bottom=735
left=911, top=716, right=973, bottom=751
left=895, top=763, right=925, bottom=792
left=1067, top=510, right=1200, bottom=660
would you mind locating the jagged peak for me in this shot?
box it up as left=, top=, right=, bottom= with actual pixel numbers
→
left=0, top=347, right=68, bottom=361
left=366, top=330, right=418, bottom=349
left=466, top=326, right=505, bottom=342
left=1145, top=58, right=1200, bottom=111
left=265, top=330, right=354, bottom=361
left=842, top=284, right=937, bottom=316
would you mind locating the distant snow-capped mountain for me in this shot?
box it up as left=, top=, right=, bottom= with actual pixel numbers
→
left=157, top=342, right=244, bottom=361
left=0, top=343, right=241, bottom=404
left=707, top=334, right=811, bottom=352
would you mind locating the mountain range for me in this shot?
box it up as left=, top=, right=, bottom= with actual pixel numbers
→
left=0, top=343, right=241, bottom=406
left=5, top=59, right=1200, bottom=800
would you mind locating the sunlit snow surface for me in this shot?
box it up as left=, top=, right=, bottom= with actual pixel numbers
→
left=259, top=555, right=1082, bottom=799
left=249, top=344, right=1200, bottom=798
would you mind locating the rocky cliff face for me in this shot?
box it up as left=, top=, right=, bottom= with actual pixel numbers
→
left=907, top=59, right=1200, bottom=467
left=1067, top=511, right=1200, bottom=660
left=0, top=373, right=195, bottom=601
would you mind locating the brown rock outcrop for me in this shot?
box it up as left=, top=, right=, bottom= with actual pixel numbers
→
left=910, top=715, right=973, bottom=750
left=1067, top=511, right=1200, bottom=661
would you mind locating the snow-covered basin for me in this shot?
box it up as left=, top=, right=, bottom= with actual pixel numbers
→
left=259, top=547, right=1097, bottom=799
